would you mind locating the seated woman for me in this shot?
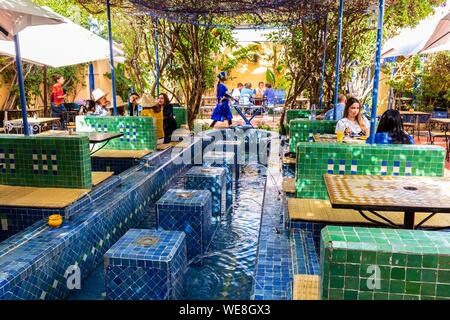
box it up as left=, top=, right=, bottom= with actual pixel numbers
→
left=335, top=97, right=370, bottom=137
left=373, top=109, right=414, bottom=144
left=139, top=93, right=164, bottom=141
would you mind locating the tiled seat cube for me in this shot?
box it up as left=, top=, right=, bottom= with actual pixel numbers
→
left=214, top=140, right=244, bottom=180
left=104, top=229, right=187, bottom=300
left=203, top=151, right=235, bottom=209
left=157, top=189, right=212, bottom=261
left=185, top=166, right=227, bottom=216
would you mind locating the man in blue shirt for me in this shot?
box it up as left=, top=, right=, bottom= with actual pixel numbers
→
left=240, top=83, right=255, bottom=105
left=324, top=94, right=347, bottom=120
left=263, top=83, right=275, bottom=105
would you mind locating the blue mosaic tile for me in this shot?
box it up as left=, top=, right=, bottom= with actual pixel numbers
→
left=0, top=139, right=206, bottom=300
left=214, top=140, right=244, bottom=179
left=185, top=166, right=227, bottom=216
left=251, top=137, right=293, bottom=300
left=203, top=151, right=235, bottom=210
left=157, top=189, right=212, bottom=262
left=290, top=229, right=320, bottom=275
left=104, top=229, right=187, bottom=300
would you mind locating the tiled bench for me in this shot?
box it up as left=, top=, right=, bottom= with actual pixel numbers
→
left=289, top=120, right=337, bottom=152
left=320, top=226, right=450, bottom=300
left=287, top=198, right=450, bottom=229
left=295, top=143, right=446, bottom=199
left=76, top=116, right=157, bottom=174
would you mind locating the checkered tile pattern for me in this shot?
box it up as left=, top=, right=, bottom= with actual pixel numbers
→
left=185, top=166, right=227, bottom=216
left=157, top=189, right=212, bottom=262
left=0, top=149, right=15, bottom=174
left=32, top=150, right=57, bottom=175
left=320, top=226, right=450, bottom=300
left=104, top=229, right=187, bottom=300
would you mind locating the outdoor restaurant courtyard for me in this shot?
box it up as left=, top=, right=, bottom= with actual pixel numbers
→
left=0, top=0, right=449, bottom=310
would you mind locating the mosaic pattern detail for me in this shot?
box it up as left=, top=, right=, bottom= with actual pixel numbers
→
left=185, top=166, right=227, bottom=216
left=320, top=226, right=450, bottom=300
left=76, top=116, right=157, bottom=151
left=157, top=189, right=212, bottom=262
left=289, top=120, right=337, bottom=152
left=295, top=143, right=446, bottom=199
left=0, top=149, right=15, bottom=174
left=287, top=110, right=315, bottom=124
left=325, top=174, right=450, bottom=211
left=0, top=135, right=91, bottom=189
left=203, top=151, right=236, bottom=210
left=252, top=137, right=294, bottom=300
left=214, top=140, right=245, bottom=179
left=91, top=157, right=140, bottom=174
left=104, top=229, right=187, bottom=300
left=290, top=229, right=320, bottom=276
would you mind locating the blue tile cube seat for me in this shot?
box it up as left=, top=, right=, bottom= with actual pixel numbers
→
left=157, top=189, right=212, bottom=262
left=214, top=140, right=244, bottom=179
left=185, top=166, right=227, bottom=216
left=203, top=151, right=235, bottom=209
left=104, top=229, right=187, bottom=300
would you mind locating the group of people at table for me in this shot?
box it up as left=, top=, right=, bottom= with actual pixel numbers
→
left=318, top=94, right=415, bottom=145
left=50, top=74, right=177, bottom=143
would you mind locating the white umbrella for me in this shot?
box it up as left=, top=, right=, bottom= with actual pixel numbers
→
left=382, top=4, right=450, bottom=58
left=420, top=12, right=450, bottom=54
left=0, top=6, right=124, bottom=67
left=0, top=0, right=64, bottom=135
left=0, top=0, right=62, bottom=40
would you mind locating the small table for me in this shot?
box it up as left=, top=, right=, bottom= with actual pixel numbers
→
left=4, top=117, right=61, bottom=134
left=324, top=174, right=450, bottom=229
left=37, top=130, right=123, bottom=154
left=233, top=104, right=263, bottom=128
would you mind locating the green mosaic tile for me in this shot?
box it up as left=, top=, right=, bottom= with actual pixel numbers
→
left=320, top=226, right=450, bottom=300
left=173, top=107, right=187, bottom=129
left=295, top=142, right=446, bottom=199
left=76, top=116, right=157, bottom=151
left=0, top=135, right=92, bottom=189
left=287, top=110, right=314, bottom=124
left=289, top=119, right=337, bottom=152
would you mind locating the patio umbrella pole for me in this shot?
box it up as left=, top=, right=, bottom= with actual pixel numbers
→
left=369, top=0, right=385, bottom=144
left=154, top=17, right=160, bottom=97
left=43, top=65, right=48, bottom=117
left=13, top=34, right=30, bottom=136
left=89, top=63, right=95, bottom=97
left=333, top=0, right=344, bottom=120
left=106, top=0, right=117, bottom=116
left=319, top=14, right=328, bottom=110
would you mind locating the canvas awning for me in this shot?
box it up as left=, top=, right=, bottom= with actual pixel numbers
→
left=0, top=6, right=124, bottom=67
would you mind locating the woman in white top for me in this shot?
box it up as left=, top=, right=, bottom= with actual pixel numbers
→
left=335, top=97, right=370, bottom=137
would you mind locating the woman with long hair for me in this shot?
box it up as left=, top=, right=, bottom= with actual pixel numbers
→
left=210, top=71, right=233, bottom=128
left=335, top=97, right=370, bottom=137
left=374, top=109, right=414, bottom=144
left=157, top=93, right=177, bottom=143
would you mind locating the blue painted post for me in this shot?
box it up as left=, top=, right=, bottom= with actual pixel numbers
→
left=154, top=17, right=160, bottom=97
left=88, top=63, right=95, bottom=97
left=333, top=0, right=344, bottom=120
left=13, top=34, right=30, bottom=136
left=319, top=14, right=328, bottom=110
left=368, top=0, right=385, bottom=144
left=106, top=0, right=117, bottom=115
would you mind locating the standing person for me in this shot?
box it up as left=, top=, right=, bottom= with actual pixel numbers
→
left=335, top=97, right=370, bottom=137
left=139, top=93, right=164, bottom=140
left=156, top=93, right=177, bottom=143
left=91, top=88, right=111, bottom=116
left=263, top=83, right=275, bottom=105
left=50, top=74, right=67, bottom=128
left=210, top=71, right=234, bottom=128
left=324, top=94, right=347, bottom=120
